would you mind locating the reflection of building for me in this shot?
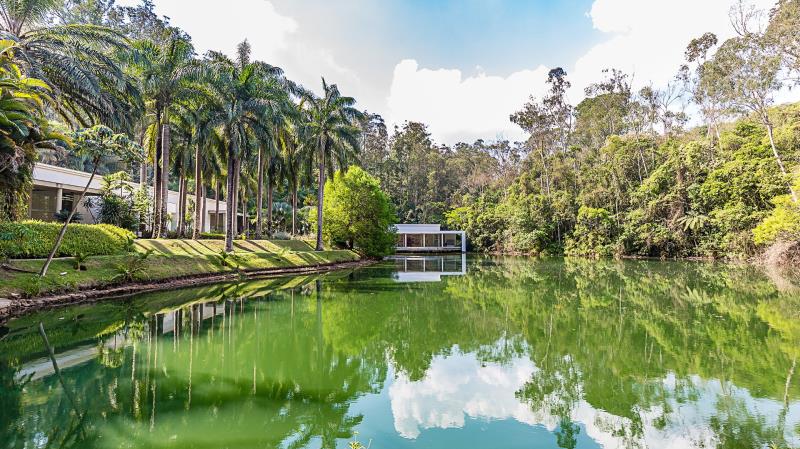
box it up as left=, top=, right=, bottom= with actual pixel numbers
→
left=30, top=163, right=227, bottom=232
left=391, top=254, right=467, bottom=282
left=395, top=224, right=466, bottom=253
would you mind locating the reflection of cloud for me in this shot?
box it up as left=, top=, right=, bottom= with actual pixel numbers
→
left=388, top=351, right=537, bottom=438
left=387, top=349, right=800, bottom=447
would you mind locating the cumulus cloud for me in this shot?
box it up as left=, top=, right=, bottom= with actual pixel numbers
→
left=115, top=0, right=363, bottom=104
left=387, top=60, right=549, bottom=144
left=385, top=0, right=780, bottom=144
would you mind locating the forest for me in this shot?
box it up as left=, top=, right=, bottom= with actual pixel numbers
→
left=361, top=1, right=800, bottom=259
left=0, top=0, right=798, bottom=260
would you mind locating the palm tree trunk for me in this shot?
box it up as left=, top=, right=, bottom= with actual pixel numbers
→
left=215, top=180, right=220, bottom=233
left=200, top=182, right=206, bottom=236
left=40, top=161, right=99, bottom=277
left=256, top=145, right=264, bottom=239
left=160, top=123, right=170, bottom=238
left=291, top=185, right=297, bottom=236
left=315, top=137, right=326, bottom=251
left=224, top=152, right=235, bottom=252
left=193, top=144, right=203, bottom=239
left=267, top=182, right=273, bottom=238
left=152, top=119, right=162, bottom=237
left=176, top=172, right=184, bottom=237
left=232, top=159, right=240, bottom=238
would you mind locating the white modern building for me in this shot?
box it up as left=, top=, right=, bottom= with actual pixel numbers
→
left=395, top=224, right=466, bottom=253
left=29, top=163, right=227, bottom=232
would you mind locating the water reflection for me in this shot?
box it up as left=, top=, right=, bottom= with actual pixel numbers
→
left=0, top=257, right=798, bottom=448
left=389, top=254, right=467, bottom=282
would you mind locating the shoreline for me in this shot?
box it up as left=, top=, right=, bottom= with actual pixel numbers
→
left=0, top=259, right=375, bottom=322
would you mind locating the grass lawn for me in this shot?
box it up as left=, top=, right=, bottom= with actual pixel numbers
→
left=0, top=239, right=358, bottom=298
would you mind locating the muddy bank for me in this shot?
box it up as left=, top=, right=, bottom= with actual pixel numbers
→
left=0, top=259, right=375, bottom=322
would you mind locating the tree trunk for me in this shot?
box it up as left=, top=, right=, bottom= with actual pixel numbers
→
left=267, top=182, right=274, bottom=238
left=232, top=159, right=240, bottom=238
left=152, top=117, right=162, bottom=237
left=256, top=146, right=264, bottom=239
left=193, top=144, right=203, bottom=239
left=200, top=183, right=206, bottom=236
left=224, top=151, right=235, bottom=252
left=315, top=137, right=326, bottom=251
left=291, top=184, right=297, bottom=235
left=215, top=180, right=220, bottom=233
left=177, top=172, right=186, bottom=237
left=766, top=121, right=798, bottom=203
left=40, top=162, right=99, bottom=277
left=160, top=123, right=170, bottom=238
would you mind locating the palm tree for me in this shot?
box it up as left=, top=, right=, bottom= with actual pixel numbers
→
left=299, top=79, right=362, bottom=251
left=127, top=36, right=198, bottom=238
left=205, top=40, right=287, bottom=252
left=0, top=0, right=142, bottom=130
left=278, top=123, right=311, bottom=235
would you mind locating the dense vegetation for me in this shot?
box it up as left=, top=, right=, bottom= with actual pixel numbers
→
left=0, top=0, right=798, bottom=261
left=357, top=2, right=800, bottom=259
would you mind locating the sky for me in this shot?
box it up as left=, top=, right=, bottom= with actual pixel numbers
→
left=116, top=0, right=787, bottom=144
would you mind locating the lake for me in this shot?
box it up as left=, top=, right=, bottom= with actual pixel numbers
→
left=1, top=256, right=799, bottom=448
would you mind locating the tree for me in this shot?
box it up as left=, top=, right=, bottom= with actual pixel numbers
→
left=766, top=0, right=800, bottom=83
left=310, top=166, right=397, bottom=258
left=126, top=36, right=198, bottom=237
left=709, top=23, right=797, bottom=202
left=40, top=125, right=143, bottom=276
left=0, top=0, right=142, bottom=130
left=205, top=41, right=288, bottom=252
left=299, top=79, right=363, bottom=251
left=0, top=39, right=64, bottom=221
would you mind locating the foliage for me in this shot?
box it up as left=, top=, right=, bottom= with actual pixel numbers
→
left=753, top=178, right=800, bottom=245
left=111, top=249, right=153, bottom=283
left=199, top=232, right=225, bottom=240
left=309, top=166, right=397, bottom=258
left=565, top=206, right=615, bottom=257
left=0, top=220, right=134, bottom=258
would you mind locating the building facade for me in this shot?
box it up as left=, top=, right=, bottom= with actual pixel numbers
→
left=30, top=163, right=227, bottom=233
left=395, top=224, right=466, bottom=253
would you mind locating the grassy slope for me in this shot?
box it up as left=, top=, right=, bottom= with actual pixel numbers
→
left=0, top=239, right=358, bottom=298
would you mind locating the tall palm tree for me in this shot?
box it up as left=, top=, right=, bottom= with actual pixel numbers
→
left=127, top=36, right=198, bottom=238
left=205, top=40, right=286, bottom=252
left=299, top=79, right=362, bottom=251
left=278, top=123, right=311, bottom=235
left=0, top=0, right=142, bottom=130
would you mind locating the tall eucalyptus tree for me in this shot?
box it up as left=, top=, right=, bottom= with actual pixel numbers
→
left=299, top=79, right=363, bottom=251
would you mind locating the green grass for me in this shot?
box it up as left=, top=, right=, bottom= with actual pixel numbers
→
left=0, top=239, right=358, bottom=298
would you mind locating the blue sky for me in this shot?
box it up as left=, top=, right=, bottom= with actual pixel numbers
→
left=117, top=0, right=784, bottom=143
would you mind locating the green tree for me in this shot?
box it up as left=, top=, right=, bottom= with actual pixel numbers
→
left=40, top=125, right=142, bottom=276
left=310, top=166, right=396, bottom=258
left=299, top=78, right=363, bottom=251
left=0, top=0, right=141, bottom=129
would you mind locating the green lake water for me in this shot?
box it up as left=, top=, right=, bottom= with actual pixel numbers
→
left=1, top=256, right=799, bottom=448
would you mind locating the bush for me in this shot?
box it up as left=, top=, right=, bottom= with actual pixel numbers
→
left=199, top=232, right=225, bottom=240
left=309, top=166, right=397, bottom=258
left=0, top=220, right=135, bottom=258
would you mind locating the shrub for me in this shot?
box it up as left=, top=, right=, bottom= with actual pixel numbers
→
left=199, top=232, right=225, bottom=240
left=0, top=220, right=135, bottom=258
left=565, top=206, right=615, bottom=258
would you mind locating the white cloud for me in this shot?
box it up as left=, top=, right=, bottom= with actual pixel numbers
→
left=385, top=0, right=782, bottom=144
left=115, top=0, right=364, bottom=106
left=386, top=60, right=549, bottom=144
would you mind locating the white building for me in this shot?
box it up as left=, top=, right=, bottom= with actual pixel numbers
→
left=395, top=224, right=466, bottom=253
left=29, top=163, right=226, bottom=232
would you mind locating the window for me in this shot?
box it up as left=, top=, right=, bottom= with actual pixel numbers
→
left=406, top=234, right=423, bottom=247
left=443, top=234, right=458, bottom=247
left=424, top=234, right=441, bottom=247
